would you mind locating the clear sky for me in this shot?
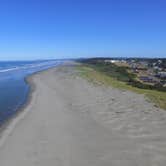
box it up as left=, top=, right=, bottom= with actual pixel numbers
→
left=0, top=0, right=166, bottom=60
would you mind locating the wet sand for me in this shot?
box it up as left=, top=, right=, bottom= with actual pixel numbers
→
left=0, top=64, right=166, bottom=166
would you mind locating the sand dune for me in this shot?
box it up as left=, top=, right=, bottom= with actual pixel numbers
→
left=0, top=64, right=166, bottom=166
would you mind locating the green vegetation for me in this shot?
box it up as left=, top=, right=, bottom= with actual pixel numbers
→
left=78, top=58, right=135, bottom=82
left=78, top=59, right=166, bottom=92
left=76, top=64, right=166, bottom=110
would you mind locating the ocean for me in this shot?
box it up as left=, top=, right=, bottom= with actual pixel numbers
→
left=0, top=60, right=62, bottom=125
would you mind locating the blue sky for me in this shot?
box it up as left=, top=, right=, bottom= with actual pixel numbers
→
left=0, top=0, right=166, bottom=60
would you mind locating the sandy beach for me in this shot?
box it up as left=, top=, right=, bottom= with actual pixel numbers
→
left=0, top=64, right=166, bottom=166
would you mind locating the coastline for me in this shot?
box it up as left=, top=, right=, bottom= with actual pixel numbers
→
left=0, top=61, right=71, bottom=140
left=0, top=64, right=166, bottom=165
left=0, top=66, right=56, bottom=147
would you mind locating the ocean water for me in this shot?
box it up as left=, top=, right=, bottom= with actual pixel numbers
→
left=0, top=60, right=62, bottom=125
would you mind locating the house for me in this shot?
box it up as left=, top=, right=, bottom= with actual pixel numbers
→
left=139, top=76, right=158, bottom=83
left=157, top=72, right=166, bottom=78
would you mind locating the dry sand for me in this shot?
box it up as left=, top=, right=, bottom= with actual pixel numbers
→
left=0, top=64, right=166, bottom=166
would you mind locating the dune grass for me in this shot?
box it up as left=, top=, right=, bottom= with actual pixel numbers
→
left=76, top=65, right=166, bottom=110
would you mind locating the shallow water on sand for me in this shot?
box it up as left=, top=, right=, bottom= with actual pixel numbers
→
left=0, top=60, right=62, bottom=125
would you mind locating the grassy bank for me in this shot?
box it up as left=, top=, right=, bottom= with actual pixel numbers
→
left=76, top=65, right=166, bottom=110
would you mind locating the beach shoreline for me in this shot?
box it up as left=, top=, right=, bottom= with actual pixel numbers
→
left=0, top=66, right=58, bottom=147
left=0, top=63, right=166, bottom=165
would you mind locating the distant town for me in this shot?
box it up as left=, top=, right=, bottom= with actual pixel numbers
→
left=104, top=58, right=166, bottom=87
left=78, top=58, right=166, bottom=91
